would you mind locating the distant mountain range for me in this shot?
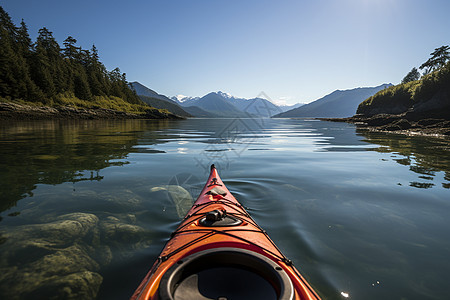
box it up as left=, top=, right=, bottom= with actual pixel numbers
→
left=172, top=95, right=201, bottom=105
left=176, top=92, right=287, bottom=117
left=131, top=81, right=297, bottom=118
left=130, top=81, right=390, bottom=119
left=272, top=84, right=392, bottom=118
left=278, top=103, right=305, bottom=112
left=173, top=91, right=304, bottom=117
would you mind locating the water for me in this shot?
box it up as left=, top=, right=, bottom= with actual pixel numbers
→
left=0, top=118, right=449, bottom=299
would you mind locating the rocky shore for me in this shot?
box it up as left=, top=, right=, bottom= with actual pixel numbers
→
left=0, top=102, right=183, bottom=120
left=322, top=112, right=450, bottom=137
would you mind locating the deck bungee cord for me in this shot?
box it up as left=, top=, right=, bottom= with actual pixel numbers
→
left=131, top=164, right=321, bottom=300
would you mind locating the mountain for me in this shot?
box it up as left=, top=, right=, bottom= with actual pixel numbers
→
left=183, top=106, right=220, bottom=118
left=137, top=95, right=193, bottom=118
left=272, top=84, right=392, bottom=118
left=193, top=92, right=248, bottom=117
left=129, top=82, right=192, bottom=117
left=218, top=93, right=283, bottom=117
left=279, top=103, right=305, bottom=112
left=172, top=91, right=304, bottom=118
left=171, top=95, right=201, bottom=106
left=130, top=81, right=175, bottom=103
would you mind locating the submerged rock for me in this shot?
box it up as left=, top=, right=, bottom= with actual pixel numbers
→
left=0, top=213, right=102, bottom=299
left=0, top=211, right=151, bottom=299
left=25, top=271, right=103, bottom=300
left=150, top=185, right=194, bottom=218
left=99, top=215, right=151, bottom=260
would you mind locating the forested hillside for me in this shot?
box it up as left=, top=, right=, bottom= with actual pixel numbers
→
left=357, top=46, right=450, bottom=119
left=0, top=6, right=148, bottom=113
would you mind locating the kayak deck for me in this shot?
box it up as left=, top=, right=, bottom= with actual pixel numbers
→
left=132, top=165, right=320, bottom=300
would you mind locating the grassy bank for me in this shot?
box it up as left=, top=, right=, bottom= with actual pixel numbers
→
left=0, top=93, right=171, bottom=115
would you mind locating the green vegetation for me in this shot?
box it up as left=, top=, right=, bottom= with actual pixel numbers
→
left=419, top=45, right=450, bottom=75
left=358, top=46, right=450, bottom=116
left=401, top=67, right=420, bottom=84
left=0, top=6, right=152, bottom=114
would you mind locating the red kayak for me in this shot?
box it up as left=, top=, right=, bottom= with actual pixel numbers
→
left=131, top=164, right=321, bottom=300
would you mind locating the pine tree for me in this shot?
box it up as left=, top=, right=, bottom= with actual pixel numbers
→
left=0, top=8, right=34, bottom=100
left=74, top=70, right=92, bottom=101
left=420, top=45, right=450, bottom=75
left=17, top=20, right=33, bottom=55
left=0, top=6, right=17, bottom=40
left=1, top=5, right=144, bottom=108
left=401, top=67, right=421, bottom=84
left=16, top=19, right=43, bottom=100
left=63, top=36, right=79, bottom=60
left=30, top=28, right=59, bottom=100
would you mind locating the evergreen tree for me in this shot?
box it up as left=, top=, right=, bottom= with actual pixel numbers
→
left=0, top=6, right=18, bottom=97
left=401, top=67, right=421, bottom=84
left=17, top=20, right=33, bottom=55
left=0, top=8, right=39, bottom=100
left=0, top=30, right=18, bottom=98
left=16, top=19, right=43, bottom=100
left=74, top=71, right=92, bottom=101
left=0, top=6, right=17, bottom=40
left=420, top=45, right=450, bottom=75
left=87, top=44, right=109, bottom=96
left=63, top=36, right=79, bottom=60
left=31, top=28, right=58, bottom=100
left=0, top=5, right=143, bottom=108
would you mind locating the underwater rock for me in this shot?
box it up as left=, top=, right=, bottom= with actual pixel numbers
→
left=99, top=215, right=151, bottom=260
left=25, top=271, right=103, bottom=300
left=150, top=185, right=194, bottom=218
left=0, top=210, right=151, bottom=299
left=0, top=213, right=102, bottom=299
left=97, top=189, right=143, bottom=211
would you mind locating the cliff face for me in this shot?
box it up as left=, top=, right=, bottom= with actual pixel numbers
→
left=357, top=62, right=450, bottom=119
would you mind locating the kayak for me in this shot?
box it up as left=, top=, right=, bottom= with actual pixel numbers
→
left=131, top=164, right=321, bottom=300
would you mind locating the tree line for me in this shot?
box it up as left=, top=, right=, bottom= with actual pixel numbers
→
left=0, top=6, right=141, bottom=106
left=402, top=45, right=450, bottom=84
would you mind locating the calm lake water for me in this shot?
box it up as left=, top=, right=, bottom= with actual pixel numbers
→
left=1, top=118, right=449, bottom=299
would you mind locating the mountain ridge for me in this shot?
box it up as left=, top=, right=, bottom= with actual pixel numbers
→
left=129, top=82, right=192, bottom=117
left=272, top=84, right=392, bottom=118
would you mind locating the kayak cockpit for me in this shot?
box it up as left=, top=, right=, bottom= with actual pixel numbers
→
left=158, top=248, right=294, bottom=300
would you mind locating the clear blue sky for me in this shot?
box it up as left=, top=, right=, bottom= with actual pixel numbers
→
left=3, top=0, right=450, bottom=104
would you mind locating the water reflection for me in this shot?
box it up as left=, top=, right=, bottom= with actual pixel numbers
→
left=305, top=120, right=450, bottom=189
left=0, top=120, right=172, bottom=212
left=357, top=129, right=450, bottom=189
left=1, top=118, right=449, bottom=299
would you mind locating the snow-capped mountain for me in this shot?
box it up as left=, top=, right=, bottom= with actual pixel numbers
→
left=171, top=95, right=200, bottom=105
left=217, top=91, right=234, bottom=99
left=171, top=91, right=305, bottom=117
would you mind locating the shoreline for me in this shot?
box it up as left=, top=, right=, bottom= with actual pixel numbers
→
left=320, top=113, right=450, bottom=138
left=0, top=102, right=183, bottom=121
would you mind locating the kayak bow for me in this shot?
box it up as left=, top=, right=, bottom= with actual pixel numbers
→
left=131, top=164, right=320, bottom=300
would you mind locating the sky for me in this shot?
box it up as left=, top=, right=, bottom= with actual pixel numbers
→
left=3, top=0, right=450, bottom=104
